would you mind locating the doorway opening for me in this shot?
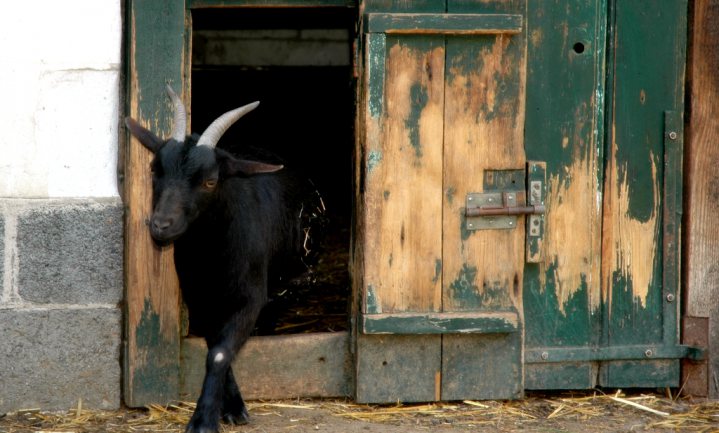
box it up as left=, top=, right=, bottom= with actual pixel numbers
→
left=191, top=7, right=357, bottom=336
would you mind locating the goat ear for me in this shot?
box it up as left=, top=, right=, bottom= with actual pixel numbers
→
left=125, top=117, right=164, bottom=153
left=218, top=153, right=283, bottom=177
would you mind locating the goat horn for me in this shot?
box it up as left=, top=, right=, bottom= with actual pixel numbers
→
left=166, top=84, right=187, bottom=142
left=197, top=101, right=260, bottom=148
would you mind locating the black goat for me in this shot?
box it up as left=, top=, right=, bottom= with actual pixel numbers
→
left=125, top=86, right=324, bottom=433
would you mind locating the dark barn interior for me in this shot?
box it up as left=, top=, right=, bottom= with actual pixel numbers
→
left=191, top=7, right=357, bottom=336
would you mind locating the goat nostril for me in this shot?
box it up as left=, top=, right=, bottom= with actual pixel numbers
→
left=152, top=217, right=172, bottom=231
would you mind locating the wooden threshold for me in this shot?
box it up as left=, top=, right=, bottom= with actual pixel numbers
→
left=180, top=332, right=352, bottom=401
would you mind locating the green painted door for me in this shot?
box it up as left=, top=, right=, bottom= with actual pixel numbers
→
left=356, top=0, right=692, bottom=402
left=523, top=0, right=690, bottom=389
left=355, top=0, right=528, bottom=403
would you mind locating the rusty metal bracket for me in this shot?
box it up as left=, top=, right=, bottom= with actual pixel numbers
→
left=465, top=162, right=547, bottom=242
left=526, top=161, right=547, bottom=262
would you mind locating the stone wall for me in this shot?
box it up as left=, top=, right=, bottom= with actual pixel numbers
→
left=0, top=0, right=123, bottom=412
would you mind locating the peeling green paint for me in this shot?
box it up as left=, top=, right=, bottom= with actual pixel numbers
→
left=366, top=284, right=379, bottom=314
left=405, top=83, right=428, bottom=160
left=450, top=263, right=481, bottom=309
left=446, top=35, right=521, bottom=125
left=363, top=313, right=519, bottom=335
left=133, top=299, right=179, bottom=401
left=132, top=0, right=185, bottom=130
left=608, top=269, right=663, bottom=346
left=523, top=261, right=600, bottom=348
left=432, top=259, right=442, bottom=284
left=449, top=264, right=513, bottom=310
left=367, top=33, right=386, bottom=119
left=367, top=150, right=383, bottom=174
left=445, top=186, right=456, bottom=205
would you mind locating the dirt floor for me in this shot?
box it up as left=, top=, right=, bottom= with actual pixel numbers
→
left=1, top=390, right=718, bottom=433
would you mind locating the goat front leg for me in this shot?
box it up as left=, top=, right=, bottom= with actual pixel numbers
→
left=222, top=367, right=249, bottom=425
left=185, top=293, right=265, bottom=433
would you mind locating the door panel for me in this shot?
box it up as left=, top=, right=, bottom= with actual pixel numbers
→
left=362, top=35, right=445, bottom=316
left=442, top=33, right=526, bottom=314
left=357, top=0, right=527, bottom=403
left=522, top=0, right=607, bottom=389
left=599, top=0, right=687, bottom=387
left=523, top=0, right=689, bottom=389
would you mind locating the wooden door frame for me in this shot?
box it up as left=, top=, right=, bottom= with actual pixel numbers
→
left=124, top=0, right=357, bottom=407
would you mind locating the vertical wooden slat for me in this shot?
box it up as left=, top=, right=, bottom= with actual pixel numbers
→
left=522, top=0, right=606, bottom=368
left=684, top=0, right=719, bottom=398
left=441, top=32, right=526, bottom=314
left=599, top=0, right=687, bottom=387
left=361, top=35, right=445, bottom=315
left=440, top=0, right=527, bottom=400
left=124, top=0, right=186, bottom=407
left=355, top=0, right=446, bottom=404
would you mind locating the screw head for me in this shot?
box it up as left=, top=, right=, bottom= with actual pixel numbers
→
left=666, top=293, right=675, bottom=302
left=541, top=351, right=549, bottom=360
left=669, top=131, right=678, bottom=140
left=645, top=349, right=653, bottom=357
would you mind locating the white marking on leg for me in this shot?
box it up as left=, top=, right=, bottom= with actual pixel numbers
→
left=214, top=351, right=225, bottom=363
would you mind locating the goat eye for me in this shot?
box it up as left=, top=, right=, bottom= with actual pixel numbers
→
left=203, top=179, right=218, bottom=189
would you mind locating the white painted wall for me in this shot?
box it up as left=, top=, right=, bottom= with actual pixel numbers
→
left=0, top=0, right=121, bottom=198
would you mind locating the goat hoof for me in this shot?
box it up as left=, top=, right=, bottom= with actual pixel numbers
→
left=185, top=414, right=219, bottom=433
left=222, top=405, right=250, bottom=425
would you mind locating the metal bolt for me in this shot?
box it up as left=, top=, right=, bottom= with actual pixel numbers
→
left=666, top=293, right=675, bottom=303
left=468, top=223, right=474, bottom=228
left=488, top=197, right=494, bottom=203
left=508, top=221, right=514, bottom=226
left=644, top=349, right=653, bottom=358
left=541, top=351, right=549, bottom=360
left=669, top=131, right=678, bottom=140
left=468, top=197, right=473, bottom=201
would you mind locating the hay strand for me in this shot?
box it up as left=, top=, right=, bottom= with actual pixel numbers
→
left=1, top=391, right=718, bottom=433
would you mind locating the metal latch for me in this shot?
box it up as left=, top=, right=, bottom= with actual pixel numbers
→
left=464, top=162, right=547, bottom=262
left=465, top=190, right=544, bottom=230
left=466, top=191, right=545, bottom=218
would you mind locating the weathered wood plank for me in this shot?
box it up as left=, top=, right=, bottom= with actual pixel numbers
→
left=601, top=0, right=686, bottom=347
left=189, top=0, right=357, bottom=8
left=361, top=35, right=445, bottom=315
left=362, top=311, right=519, bottom=334
left=599, top=0, right=687, bottom=387
left=684, top=0, right=719, bottom=398
left=124, top=0, right=186, bottom=407
left=440, top=0, right=527, bottom=401
left=181, top=333, right=352, bottom=400
left=522, top=0, right=606, bottom=358
left=355, top=335, right=441, bottom=403
left=365, top=13, right=523, bottom=35
left=442, top=334, right=523, bottom=400
left=526, top=345, right=700, bottom=363
left=442, top=33, right=525, bottom=313
left=361, top=0, right=445, bottom=13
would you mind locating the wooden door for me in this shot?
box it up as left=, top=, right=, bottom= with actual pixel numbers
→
left=523, top=0, right=693, bottom=389
left=355, top=0, right=528, bottom=403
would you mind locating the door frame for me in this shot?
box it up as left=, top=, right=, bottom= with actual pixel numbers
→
left=123, top=0, right=357, bottom=407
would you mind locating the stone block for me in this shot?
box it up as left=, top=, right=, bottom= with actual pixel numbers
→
left=17, top=200, right=123, bottom=304
left=0, top=307, right=122, bottom=411
left=0, top=213, right=4, bottom=299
